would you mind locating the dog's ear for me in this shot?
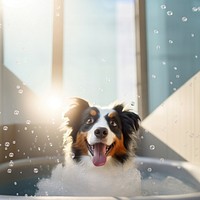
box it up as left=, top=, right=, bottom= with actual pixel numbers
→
left=64, top=97, right=90, bottom=128
left=113, top=104, right=140, bottom=134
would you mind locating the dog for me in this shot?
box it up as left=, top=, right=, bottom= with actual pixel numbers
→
left=36, top=98, right=141, bottom=196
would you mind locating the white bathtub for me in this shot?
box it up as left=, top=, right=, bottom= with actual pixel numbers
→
left=0, top=156, right=200, bottom=200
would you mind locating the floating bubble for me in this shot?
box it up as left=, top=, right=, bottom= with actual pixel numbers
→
left=160, top=158, right=165, bottom=162
left=3, top=126, right=8, bottom=131
left=162, top=61, right=166, bottom=65
left=150, top=145, right=156, bottom=150
left=147, top=168, right=152, bottom=172
left=26, top=120, right=31, bottom=125
left=156, top=45, right=161, bottom=50
left=12, top=141, right=16, bottom=145
left=33, top=168, right=39, bottom=174
left=154, top=29, right=159, bottom=34
left=160, top=4, right=166, bottom=10
left=195, top=55, right=198, bottom=59
left=173, top=67, right=178, bottom=70
left=176, top=75, right=180, bottom=78
left=9, top=160, right=14, bottom=167
left=9, top=152, right=14, bottom=158
left=18, top=89, right=23, bottom=94
left=169, top=40, right=174, bottom=44
left=167, top=11, right=173, bottom=16
left=152, top=74, right=156, bottom=79
left=5, top=142, right=10, bottom=147
left=182, top=17, right=188, bottom=22
left=7, top=169, right=12, bottom=174
left=173, top=88, right=177, bottom=91
left=191, top=33, right=195, bottom=37
left=16, top=85, right=20, bottom=90
left=14, top=110, right=20, bottom=115
left=14, top=182, right=17, bottom=186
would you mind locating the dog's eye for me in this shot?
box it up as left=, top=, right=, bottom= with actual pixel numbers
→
left=86, top=117, right=94, bottom=125
left=110, top=120, right=117, bottom=127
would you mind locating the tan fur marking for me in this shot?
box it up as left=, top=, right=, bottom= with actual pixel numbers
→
left=109, top=133, right=126, bottom=157
left=108, top=111, right=117, bottom=118
left=90, top=109, right=97, bottom=116
left=72, top=133, right=88, bottom=155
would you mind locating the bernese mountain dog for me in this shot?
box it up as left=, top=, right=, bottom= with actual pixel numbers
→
left=36, top=98, right=141, bottom=197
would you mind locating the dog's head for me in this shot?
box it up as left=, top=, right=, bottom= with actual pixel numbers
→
left=64, top=98, right=140, bottom=167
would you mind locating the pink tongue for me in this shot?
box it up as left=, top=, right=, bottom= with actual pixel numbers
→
left=92, top=143, right=107, bottom=166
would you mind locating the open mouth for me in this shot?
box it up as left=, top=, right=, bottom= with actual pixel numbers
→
left=86, top=141, right=115, bottom=166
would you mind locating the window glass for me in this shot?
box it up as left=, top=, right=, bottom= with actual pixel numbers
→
left=146, top=0, right=200, bottom=112
left=63, top=0, right=137, bottom=107
left=2, top=0, right=53, bottom=95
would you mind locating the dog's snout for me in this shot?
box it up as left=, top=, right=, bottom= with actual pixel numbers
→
left=94, top=127, right=108, bottom=139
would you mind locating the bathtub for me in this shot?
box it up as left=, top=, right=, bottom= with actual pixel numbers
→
left=0, top=156, right=200, bottom=200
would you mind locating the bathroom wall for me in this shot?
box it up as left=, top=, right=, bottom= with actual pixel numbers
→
left=142, top=72, right=200, bottom=166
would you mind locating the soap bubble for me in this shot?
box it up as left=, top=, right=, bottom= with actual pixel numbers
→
left=150, top=145, right=156, bottom=150
left=3, top=126, right=8, bottom=131
left=7, top=169, right=12, bottom=174
left=5, top=142, right=10, bottom=147
left=160, top=4, right=166, bottom=10
left=14, top=110, right=20, bottom=115
left=18, top=89, right=23, bottom=94
left=9, top=152, right=14, bottom=158
left=167, top=11, right=173, bottom=16
left=147, top=168, right=152, bottom=172
left=182, top=17, right=188, bottom=22
left=33, top=168, right=39, bottom=174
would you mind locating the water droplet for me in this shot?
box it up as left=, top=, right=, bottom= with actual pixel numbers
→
left=33, top=168, right=39, bottom=174
left=154, top=29, right=159, bottom=34
left=9, top=160, right=14, bottom=167
left=182, top=17, right=188, bottom=22
left=173, top=67, right=178, bottom=70
left=38, top=147, right=41, bottom=151
left=3, top=126, right=8, bottom=131
left=161, top=4, right=166, bottom=10
left=7, top=169, right=12, bottom=173
left=156, top=45, right=161, bottom=50
left=26, top=120, right=31, bottom=125
left=49, top=143, right=53, bottom=147
left=160, top=158, right=165, bottom=162
left=24, top=127, right=28, bottom=131
left=167, top=11, right=173, bottom=16
left=14, top=110, right=20, bottom=115
left=9, top=152, right=14, bottom=158
left=152, top=74, right=156, bottom=79
left=5, top=142, right=10, bottom=147
left=150, top=145, right=156, bottom=150
left=18, top=89, right=23, bottom=94
left=147, top=168, right=152, bottom=172
left=192, top=7, right=198, bottom=12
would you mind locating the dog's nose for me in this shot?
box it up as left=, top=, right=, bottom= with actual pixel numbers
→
left=94, top=127, right=108, bottom=139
